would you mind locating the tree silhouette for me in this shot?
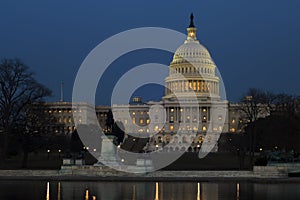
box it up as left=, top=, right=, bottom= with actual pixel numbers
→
left=112, top=121, right=125, bottom=145
left=238, top=88, right=271, bottom=163
left=105, top=109, right=114, bottom=133
left=105, top=110, right=124, bottom=145
left=18, top=103, right=56, bottom=168
left=238, top=88, right=300, bottom=165
left=0, top=59, right=51, bottom=161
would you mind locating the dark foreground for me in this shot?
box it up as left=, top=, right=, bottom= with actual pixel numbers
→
left=0, top=152, right=252, bottom=170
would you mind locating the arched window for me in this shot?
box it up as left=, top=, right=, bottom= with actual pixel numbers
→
left=158, top=136, right=163, bottom=143
left=166, top=135, right=171, bottom=142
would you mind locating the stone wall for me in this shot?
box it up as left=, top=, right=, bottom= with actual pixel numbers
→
left=0, top=164, right=299, bottom=180
left=254, top=163, right=300, bottom=177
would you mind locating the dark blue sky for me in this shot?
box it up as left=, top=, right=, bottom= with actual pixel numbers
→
left=1, top=0, right=300, bottom=105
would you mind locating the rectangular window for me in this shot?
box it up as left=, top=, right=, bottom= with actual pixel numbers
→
left=193, top=116, right=197, bottom=122
left=186, top=115, right=190, bottom=122
left=170, top=116, right=174, bottom=122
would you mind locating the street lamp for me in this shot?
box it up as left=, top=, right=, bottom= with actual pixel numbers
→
left=47, top=149, right=50, bottom=160
left=58, top=149, right=61, bottom=158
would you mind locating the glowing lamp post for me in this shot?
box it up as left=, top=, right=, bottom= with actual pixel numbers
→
left=58, top=149, right=61, bottom=158
left=47, top=149, right=50, bottom=160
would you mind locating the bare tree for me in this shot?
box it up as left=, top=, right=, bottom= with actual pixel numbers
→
left=0, top=59, right=51, bottom=160
left=238, top=88, right=270, bottom=123
left=238, top=88, right=271, bottom=164
left=273, top=93, right=299, bottom=117
left=18, top=103, right=58, bottom=168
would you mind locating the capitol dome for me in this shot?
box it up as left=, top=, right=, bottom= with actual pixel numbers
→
left=172, top=42, right=215, bottom=67
left=164, top=14, right=220, bottom=100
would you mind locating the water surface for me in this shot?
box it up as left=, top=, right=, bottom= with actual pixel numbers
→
left=0, top=180, right=299, bottom=200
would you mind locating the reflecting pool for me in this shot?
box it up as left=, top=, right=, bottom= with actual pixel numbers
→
left=0, top=180, right=299, bottom=200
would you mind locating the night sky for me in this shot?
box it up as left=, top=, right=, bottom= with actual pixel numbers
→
left=1, top=0, right=300, bottom=105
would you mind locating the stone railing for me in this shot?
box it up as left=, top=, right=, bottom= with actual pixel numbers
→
left=253, top=163, right=300, bottom=177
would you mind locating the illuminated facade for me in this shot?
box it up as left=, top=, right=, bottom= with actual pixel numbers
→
left=40, top=102, right=110, bottom=134
left=39, top=15, right=261, bottom=152
left=150, top=14, right=228, bottom=152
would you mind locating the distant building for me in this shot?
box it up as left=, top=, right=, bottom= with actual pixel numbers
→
left=37, top=15, right=269, bottom=152
left=39, top=102, right=110, bottom=134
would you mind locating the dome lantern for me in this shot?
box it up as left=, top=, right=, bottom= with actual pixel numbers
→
left=187, top=13, right=197, bottom=41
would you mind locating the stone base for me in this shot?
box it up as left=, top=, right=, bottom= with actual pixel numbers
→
left=94, top=157, right=121, bottom=168
left=95, top=135, right=121, bottom=166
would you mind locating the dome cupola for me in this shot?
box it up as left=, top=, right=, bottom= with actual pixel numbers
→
left=164, top=14, right=220, bottom=101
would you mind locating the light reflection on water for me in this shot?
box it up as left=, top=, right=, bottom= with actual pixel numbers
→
left=46, top=182, right=50, bottom=200
left=0, top=180, right=299, bottom=200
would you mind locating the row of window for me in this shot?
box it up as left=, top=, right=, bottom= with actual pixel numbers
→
left=130, top=118, right=150, bottom=125
left=44, top=126, right=76, bottom=133
left=156, top=135, right=205, bottom=144
left=57, top=116, right=82, bottom=123
left=47, top=109, right=82, bottom=114
left=129, top=125, right=209, bottom=133
left=166, top=80, right=218, bottom=94
left=176, top=51, right=208, bottom=57
left=131, top=111, right=149, bottom=115
left=171, top=66, right=214, bottom=75
left=168, top=108, right=207, bottom=113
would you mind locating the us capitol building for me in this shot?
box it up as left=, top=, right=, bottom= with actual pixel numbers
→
left=38, top=15, right=257, bottom=152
